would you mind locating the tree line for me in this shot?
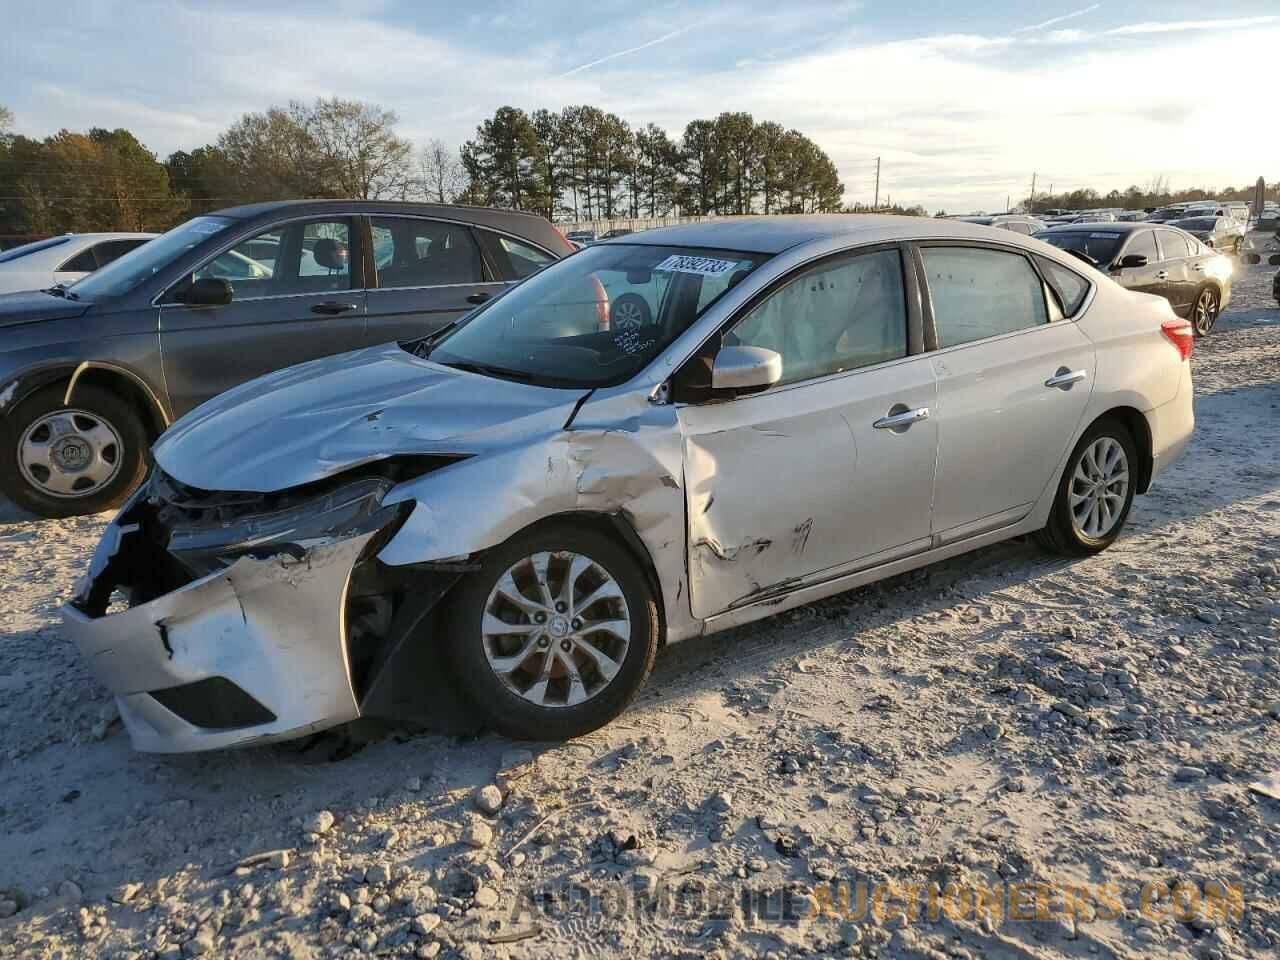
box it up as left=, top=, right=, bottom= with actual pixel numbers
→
left=0, top=99, right=844, bottom=236
left=456, top=106, right=844, bottom=219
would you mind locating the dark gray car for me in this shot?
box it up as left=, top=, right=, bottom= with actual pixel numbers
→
left=0, top=200, right=572, bottom=518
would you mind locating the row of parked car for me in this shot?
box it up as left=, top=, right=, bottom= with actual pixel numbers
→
left=17, top=200, right=1199, bottom=753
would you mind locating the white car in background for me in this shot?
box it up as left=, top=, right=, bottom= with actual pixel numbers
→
left=0, top=233, right=157, bottom=294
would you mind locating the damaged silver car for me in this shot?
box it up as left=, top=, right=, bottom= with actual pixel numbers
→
left=65, top=217, right=1195, bottom=752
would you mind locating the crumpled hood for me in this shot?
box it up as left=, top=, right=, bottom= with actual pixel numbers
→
left=0, top=289, right=92, bottom=327
left=154, top=343, right=588, bottom=492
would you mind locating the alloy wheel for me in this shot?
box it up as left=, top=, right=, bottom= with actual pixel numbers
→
left=1069, top=437, right=1129, bottom=539
left=17, top=409, right=124, bottom=500
left=1193, top=288, right=1218, bottom=336
left=481, top=550, right=631, bottom=708
left=613, top=300, right=645, bottom=329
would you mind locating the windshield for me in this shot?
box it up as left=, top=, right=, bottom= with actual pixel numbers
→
left=1035, top=231, right=1123, bottom=265
left=69, top=216, right=235, bottom=299
left=419, top=243, right=768, bottom=388
left=1173, top=218, right=1217, bottom=231
left=0, top=236, right=73, bottom=264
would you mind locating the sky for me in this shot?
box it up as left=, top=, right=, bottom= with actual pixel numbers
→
left=2, top=0, right=1278, bottom=213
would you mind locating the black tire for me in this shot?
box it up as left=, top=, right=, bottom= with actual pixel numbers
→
left=609, top=293, right=652, bottom=329
left=1190, top=285, right=1219, bottom=337
left=0, top=383, right=148, bottom=519
left=441, top=524, right=659, bottom=740
left=1036, top=417, right=1138, bottom=558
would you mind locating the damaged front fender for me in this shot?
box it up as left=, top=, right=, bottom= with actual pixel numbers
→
left=376, top=389, right=698, bottom=643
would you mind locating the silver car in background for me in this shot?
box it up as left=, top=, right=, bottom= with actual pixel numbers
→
left=64, top=216, right=1196, bottom=752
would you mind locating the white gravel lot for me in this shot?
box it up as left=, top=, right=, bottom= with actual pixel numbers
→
left=0, top=264, right=1277, bottom=960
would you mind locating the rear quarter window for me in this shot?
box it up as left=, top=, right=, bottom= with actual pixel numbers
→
left=1035, top=256, right=1091, bottom=316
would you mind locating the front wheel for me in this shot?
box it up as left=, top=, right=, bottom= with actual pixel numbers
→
left=442, top=525, right=659, bottom=740
left=0, top=384, right=148, bottom=518
left=1036, top=419, right=1138, bottom=557
left=1190, top=286, right=1219, bottom=336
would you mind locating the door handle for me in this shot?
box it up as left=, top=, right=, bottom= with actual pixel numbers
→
left=873, top=406, right=930, bottom=430
left=1193, top=264, right=1205, bottom=272
left=1045, top=368, right=1088, bottom=389
left=1154, top=271, right=1168, bottom=280
left=311, top=302, right=359, bottom=316
left=466, top=292, right=492, bottom=305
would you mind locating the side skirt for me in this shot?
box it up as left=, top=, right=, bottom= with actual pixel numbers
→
left=700, top=516, right=1042, bottom=636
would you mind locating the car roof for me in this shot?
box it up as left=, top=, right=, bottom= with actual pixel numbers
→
left=598, top=214, right=1050, bottom=255
left=204, top=200, right=571, bottom=252
left=1037, top=222, right=1151, bottom=234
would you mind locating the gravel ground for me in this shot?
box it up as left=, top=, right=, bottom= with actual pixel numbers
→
left=0, top=264, right=1277, bottom=960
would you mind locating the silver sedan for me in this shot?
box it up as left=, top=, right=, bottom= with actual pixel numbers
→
left=64, top=216, right=1195, bottom=752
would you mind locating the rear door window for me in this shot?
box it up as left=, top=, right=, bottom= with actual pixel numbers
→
left=922, top=247, right=1048, bottom=348
left=371, top=217, right=484, bottom=288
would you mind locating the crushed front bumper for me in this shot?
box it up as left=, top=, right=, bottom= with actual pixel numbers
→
left=64, top=530, right=376, bottom=752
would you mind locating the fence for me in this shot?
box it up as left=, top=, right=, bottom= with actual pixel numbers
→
left=555, top=214, right=718, bottom=236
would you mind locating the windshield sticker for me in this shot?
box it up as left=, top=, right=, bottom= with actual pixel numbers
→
left=1090, top=232, right=1121, bottom=238
left=653, top=254, right=739, bottom=277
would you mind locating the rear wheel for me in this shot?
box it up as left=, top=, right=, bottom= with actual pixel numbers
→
left=442, top=525, right=659, bottom=740
left=610, top=293, right=651, bottom=330
left=0, top=384, right=148, bottom=518
left=1190, top=286, right=1219, bottom=336
left=1036, top=418, right=1137, bottom=557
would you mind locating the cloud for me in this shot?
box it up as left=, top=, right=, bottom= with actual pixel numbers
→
left=1014, top=3, right=1101, bottom=34
left=555, top=25, right=698, bottom=79
left=1105, top=15, right=1279, bottom=36
left=5, top=0, right=1279, bottom=213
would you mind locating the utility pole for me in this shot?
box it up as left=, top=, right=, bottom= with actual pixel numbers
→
left=1030, top=172, right=1037, bottom=212
left=874, top=157, right=881, bottom=210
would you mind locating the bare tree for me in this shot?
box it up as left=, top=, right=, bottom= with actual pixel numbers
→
left=0, top=104, right=13, bottom=138
left=306, top=98, right=414, bottom=199
left=418, top=138, right=464, bottom=203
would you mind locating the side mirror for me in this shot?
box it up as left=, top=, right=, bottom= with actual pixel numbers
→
left=174, top=277, right=233, bottom=306
left=711, top=345, right=782, bottom=396
left=1115, top=254, right=1148, bottom=270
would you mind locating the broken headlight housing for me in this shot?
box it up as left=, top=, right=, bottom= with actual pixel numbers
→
left=164, top=476, right=407, bottom=578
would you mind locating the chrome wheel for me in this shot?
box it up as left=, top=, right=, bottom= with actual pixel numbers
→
left=17, top=408, right=123, bottom=500
left=1192, top=288, right=1218, bottom=335
left=482, top=550, right=631, bottom=709
left=1069, top=437, right=1129, bottom=539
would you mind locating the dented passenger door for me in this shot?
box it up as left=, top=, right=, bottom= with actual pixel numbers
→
left=678, top=247, right=938, bottom=619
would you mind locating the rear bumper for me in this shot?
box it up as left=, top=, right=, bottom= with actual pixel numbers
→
left=62, top=531, right=374, bottom=752
left=1146, top=359, right=1194, bottom=488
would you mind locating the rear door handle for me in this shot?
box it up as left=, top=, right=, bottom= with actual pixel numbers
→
left=873, top=406, right=930, bottom=430
left=1154, top=271, right=1169, bottom=280
left=311, top=301, right=359, bottom=316
left=1045, top=368, right=1088, bottom=389
left=466, top=292, right=492, bottom=305
left=1193, top=264, right=1205, bottom=272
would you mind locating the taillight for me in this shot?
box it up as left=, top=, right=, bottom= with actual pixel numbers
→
left=593, top=277, right=610, bottom=331
left=1161, top=319, right=1194, bottom=360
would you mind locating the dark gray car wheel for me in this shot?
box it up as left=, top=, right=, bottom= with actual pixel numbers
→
left=1191, top=286, right=1219, bottom=336
left=0, top=384, right=148, bottom=518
